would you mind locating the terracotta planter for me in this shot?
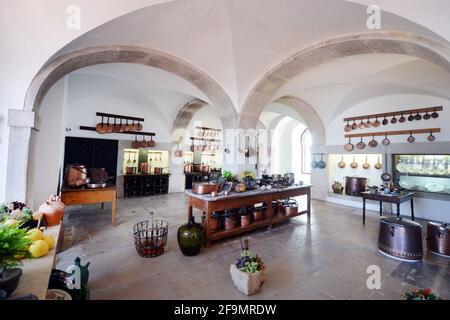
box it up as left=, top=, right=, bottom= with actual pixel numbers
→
left=229, top=264, right=266, bottom=296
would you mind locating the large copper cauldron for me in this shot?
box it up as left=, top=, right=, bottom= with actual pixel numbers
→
left=345, top=176, right=367, bottom=196
left=64, top=164, right=88, bottom=187
left=427, top=222, right=450, bottom=257
left=378, top=216, right=423, bottom=261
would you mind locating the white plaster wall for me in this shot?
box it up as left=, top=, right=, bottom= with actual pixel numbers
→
left=28, top=78, right=67, bottom=209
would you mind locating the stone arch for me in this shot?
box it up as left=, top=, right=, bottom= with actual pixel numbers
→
left=273, top=96, right=325, bottom=146
left=7, top=45, right=238, bottom=202
left=171, top=98, right=208, bottom=135
left=24, top=45, right=236, bottom=118
left=240, top=31, right=450, bottom=129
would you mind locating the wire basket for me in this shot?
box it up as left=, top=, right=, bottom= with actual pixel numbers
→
left=133, top=215, right=169, bottom=258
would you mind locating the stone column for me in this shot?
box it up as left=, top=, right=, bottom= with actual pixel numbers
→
left=5, top=109, right=35, bottom=202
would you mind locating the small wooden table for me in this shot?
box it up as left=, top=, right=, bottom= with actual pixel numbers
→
left=186, top=185, right=312, bottom=247
left=61, top=185, right=117, bottom=225
left=361, top=191, right=415, bottom=225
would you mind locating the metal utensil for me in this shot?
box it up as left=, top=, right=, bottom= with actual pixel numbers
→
left=362, top=156, right=370, bottom=169
left=337, top=156, right=346, bottom=169
left=423, top=111, right=431, bottom=120
left=381, top=152, right=391, bottom=182
left=358, top=119, right=366, bottom=129
left=344, top=137, right=354, bottom=152
left=382, top=134, right=390, bottom=146
left=408, top=112, right=414, bottom=122
left=311, top=154, right=318, bottom=169
left=373, top=117, right=381, bottom=127
left=431, top=108, right=439, bottom=119
left=132, top=135, right=140, bottom=148
left=140, top=135, right=148, bottom=147
left=344, top=121, right=352, bottom=132
left=350, top=156, right=358, bottom=169
left=133, top=152, right=137, bottom=164
left=365, top=117, right=372, bottom=128
left=399, top=113, right=406, bottom=123
left=126, top=152, right=131, bottom=164
left=382, top=115, right=388, bottom=126
left=427, top=131, right=436, bottom=142
left=368, top=135, right=378, bottom=148
left=407, top=131, right=415, bottom=143
left=96, top=116, right=106, bottom=134
left=318, top=154, right=327, bottom=169
left=351, top=120, right=357, bottom=130
left=356, top=137, right=366, bottom=150
left=390, top=115, right=397, bottom=124
left=374, top=156, right=382, bottom=170
left=148, top=136, right=155, bottom=148
left=414, top=112, right=422, bottom=121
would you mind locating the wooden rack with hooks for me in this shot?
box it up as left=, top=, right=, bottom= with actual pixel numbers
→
left=344, top=128, right=440, bottom=139
left=343, top=106, right=442, bottom=123
left=79, top=126, right=155, bottom=136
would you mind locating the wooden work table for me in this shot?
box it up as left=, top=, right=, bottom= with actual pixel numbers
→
left=185, top=184, right=312, bottom=247
left=61, top=185, right=117, bottom=225
left=9, top=223, right=62, bottom=300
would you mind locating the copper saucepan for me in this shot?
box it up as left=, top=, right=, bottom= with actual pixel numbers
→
left=132, top=135, right=140, bottom=148
left=148, top=135, right=155, bottom=148
left=350, top=156, right=358, bottom=169
left=96, top=116, right=106, bottom=134
left=344, top=137, right=354, bottom=152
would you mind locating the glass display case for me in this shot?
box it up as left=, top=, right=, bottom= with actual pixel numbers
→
left=393, top=154, right=450, bottom=195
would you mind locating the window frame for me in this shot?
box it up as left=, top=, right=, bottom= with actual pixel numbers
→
left=301, top=129, right=311, bottom=175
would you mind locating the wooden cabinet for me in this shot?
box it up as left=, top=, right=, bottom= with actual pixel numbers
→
left=124, top=174, right=170, bottom=198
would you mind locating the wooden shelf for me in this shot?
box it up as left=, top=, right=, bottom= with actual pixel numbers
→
left=97, top=112, right=144, bottom=122
left=343, top=106, right=443, bottom=122
left=195, top=126, right=221, bottom=132
left=209, top=219, right=271, bottom=241
left=344, top=128, right=440, bottom=139
left=190, top=137, right=221, bottom=142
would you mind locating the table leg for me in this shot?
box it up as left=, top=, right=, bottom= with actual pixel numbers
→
left=362, top=198, right=366, bottom=225
left=396, top=203, right=400, bottom=218
left=379, top=201, right=382, bottom=216
left=111, top=198, right=116, bottom=225
left=204, top=210, right=210, bottom=248
left=307, top=187, right=311, bottom=217
left=410, top=199, right=415, bottom=221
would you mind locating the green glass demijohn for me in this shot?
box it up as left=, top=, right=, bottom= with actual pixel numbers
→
left=177, top=216, right=204, bottom=256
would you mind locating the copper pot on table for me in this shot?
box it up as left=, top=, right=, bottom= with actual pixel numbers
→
left=64, top=164, right=88, bottom=187
left=192, top=182, right=221, bottom=194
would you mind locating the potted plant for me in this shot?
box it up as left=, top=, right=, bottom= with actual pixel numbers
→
left=0, top=223, right=32, bottom=297
left=229, top=239, right=265, bottom=296
left=240, top=171, right=256, bottom=189
left=0, top=201, right=35, bottom=229
left=222, top=170, right=235, bottom=182
left=403, top=288, right=441, bottom=300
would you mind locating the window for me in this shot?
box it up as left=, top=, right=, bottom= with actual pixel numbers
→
left=301, top=129, right=312, bottom=174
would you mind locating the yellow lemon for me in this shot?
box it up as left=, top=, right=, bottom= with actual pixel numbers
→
left=29, top=240, right=49, bottom=258
left=28, top=228, right=44, bottom=242
left=43, top=235, right=55, bottom=250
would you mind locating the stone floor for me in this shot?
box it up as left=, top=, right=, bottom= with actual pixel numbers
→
left=56, top=194, right=449, bottom=300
